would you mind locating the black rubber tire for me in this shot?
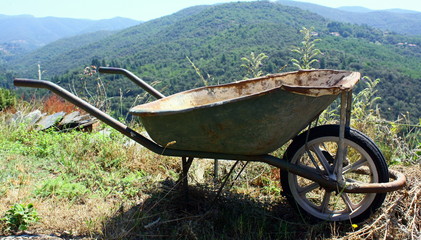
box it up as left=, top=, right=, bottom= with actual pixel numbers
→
left=280, top=125, right=389, bottom=223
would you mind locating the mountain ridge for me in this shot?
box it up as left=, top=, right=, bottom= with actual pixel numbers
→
left=277, top=0, right=421, bottom=35
left=0, top=14, right=141, bottom=56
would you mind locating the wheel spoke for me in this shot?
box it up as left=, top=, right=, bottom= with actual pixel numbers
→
left=305, top=149, right=323, bottom=173
left=342, top=157, right=367, bottom=174
left=341, top=193, right=357, bottom=212
left=320, top=191, right=332, bottom=213
left=298, top=182, right=319, bottom=195
left=311, top=145, right=332, bottom=174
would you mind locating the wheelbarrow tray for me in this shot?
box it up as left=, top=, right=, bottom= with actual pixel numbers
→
left=130, top=69, right=360, bottom=155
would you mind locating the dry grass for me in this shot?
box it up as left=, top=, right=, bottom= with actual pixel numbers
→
left=343, top=165, right=420, bottom=240
left=42, top=94, right=81, bottom=114
left=1, top=162, right=418, bottom=239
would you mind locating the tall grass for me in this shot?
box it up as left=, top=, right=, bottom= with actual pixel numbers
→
left=319, top=76, right=420, bottom=164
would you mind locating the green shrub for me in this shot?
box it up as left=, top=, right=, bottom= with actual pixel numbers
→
left=1, top=203, right=40, bottom=233
left=0, top=88, right=16, bottom=111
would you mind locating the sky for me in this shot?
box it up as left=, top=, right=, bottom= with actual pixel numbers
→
left=0, top=0, right=420, bottom=21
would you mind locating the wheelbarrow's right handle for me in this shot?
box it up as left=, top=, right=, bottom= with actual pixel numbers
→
left=98, top=67, right=165, bottom=99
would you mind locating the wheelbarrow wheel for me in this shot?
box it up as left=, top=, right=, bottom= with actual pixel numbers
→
left=280, top=125, right=389, bottom=222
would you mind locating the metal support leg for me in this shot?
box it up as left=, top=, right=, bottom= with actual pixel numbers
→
left=334, top=92, right=351, bottom=187
left=214, top=159, right=219, bottom=182
left=346, top=90, right=353, bottom=128
left=180, top=157, right=194, bottom=200
left=211, top=160, right=240, bottom=205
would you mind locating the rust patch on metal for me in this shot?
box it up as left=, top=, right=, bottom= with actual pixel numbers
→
left=343, top=169, right=406, bottom=193
left=130, top=69, right=360, bottom=116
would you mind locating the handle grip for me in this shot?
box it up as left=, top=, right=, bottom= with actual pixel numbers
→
left=98, top=67, right=165, bottom=99
left=98, top=67, right=126, bottom=75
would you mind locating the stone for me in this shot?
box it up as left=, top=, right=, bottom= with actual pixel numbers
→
left=59, top=111, right=81, bottom=125
left=35, top=112, right=66, bottom=130
left=24, top=110, right=45, bottom=126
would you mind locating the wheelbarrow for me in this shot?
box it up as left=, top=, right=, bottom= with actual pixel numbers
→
left=14, top=67, right=406, bottom=222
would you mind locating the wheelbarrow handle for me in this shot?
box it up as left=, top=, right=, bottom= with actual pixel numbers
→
left=98, top=67, right=165, bottom=99
left=13, top=78, right=165, bottom=152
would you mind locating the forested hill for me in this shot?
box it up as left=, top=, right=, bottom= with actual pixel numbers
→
left=5, top=1, right=421, bottom=121
left=6, top=30, right=116, bottom=74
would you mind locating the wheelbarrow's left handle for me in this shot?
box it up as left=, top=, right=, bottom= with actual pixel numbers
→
left=13, top=78, right=164, bottom=152
left=98, top=67, right=165, bottom=99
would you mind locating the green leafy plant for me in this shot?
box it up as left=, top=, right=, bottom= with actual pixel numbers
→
left=261, top=177, right=281, bottom=195
left=1, top=203, right=40, bottom=233
left=0, top=88, right=17, bottom=111
left=352, top=76, right=381, bottom=119
left=291, top=27, right=321, bottom=69
left=241, top=52, right=268, bottom=78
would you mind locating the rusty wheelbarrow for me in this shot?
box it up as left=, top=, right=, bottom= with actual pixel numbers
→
left=14, top=67, right=406, bottom=222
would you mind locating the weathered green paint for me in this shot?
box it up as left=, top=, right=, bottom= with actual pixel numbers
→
left=130, top=70, right=360, bottom=155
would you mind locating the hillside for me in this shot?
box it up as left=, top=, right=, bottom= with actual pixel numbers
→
left=277, top=0, right=421, bottom=35
left=9, top=30, right=116, bottom=73
left=5, top=1, right=421, bottom=121
left=0, top=14, right=140, bottom=56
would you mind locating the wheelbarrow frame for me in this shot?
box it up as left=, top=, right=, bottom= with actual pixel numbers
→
left=13, top=67, right=405, bottom=194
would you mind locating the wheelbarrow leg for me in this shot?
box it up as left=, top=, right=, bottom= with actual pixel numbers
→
left=180, top=157, right=194, bottom=200
left=334, top=91, right=353, bottom=186
left=214, top=159, right=219, bottom=182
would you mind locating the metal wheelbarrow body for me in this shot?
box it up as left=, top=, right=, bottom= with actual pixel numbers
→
left=131, top=70, right=358, bottom=155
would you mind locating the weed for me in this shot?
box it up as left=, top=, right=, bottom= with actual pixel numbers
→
left=1, top=203, right=40, bottom=233
left=241, top=52, right=268, bottom=78
left=261, top=177, right=281, bottom=195
left=187, top=56, right=213, bottom=87
left=34, top=176, right=90, bottom=201
left=291, top=26, right=322, bottom=70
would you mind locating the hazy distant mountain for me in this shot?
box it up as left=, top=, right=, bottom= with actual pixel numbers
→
left=338, top=6, right=420, bottom=14
left=277, top=0, right=421, bottom=35
left=0, top=14, right=141, bottom=55
left=337, top=6, right=373, bottom=13
left=384, top=9, right=421, bottom=14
